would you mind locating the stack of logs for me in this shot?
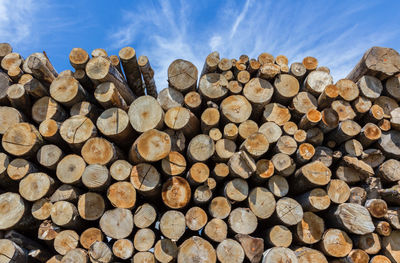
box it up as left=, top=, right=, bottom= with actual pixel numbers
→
left=0, top=43, right=400, bottom=263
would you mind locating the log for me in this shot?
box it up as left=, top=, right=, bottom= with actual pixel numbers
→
left=258, top=121, right=282, bottom=143
left=327, top=179, right=351, bottom=204
left=161, top=176, right=191, bottom=209
left=375, top=220, right=392, bottom=236
left=365, top=199, right=387, bottom=218
left=209, top=128, right=222, bottom=141
left=154, top=239, right=178, bottom=263
left=331, top=203, right=375, bottom=235
left=61, top=248, right=88, bottom=263
left=243, top=77, right=274, bottom=118
left=110, top=55, right=122, bottom=75
left=69, top=48, right=89, bottom=70
left=39, top=119, right=63, bottom=145
left=2, top=122, right=43, bottom=157
left=201, top=108, right=220, bottom=134
left=91, top=48, right=108, bottom=57
left=238, top=120, right=258, bottom=141
left=128, top=95, right=164, bottom=133
left=0, top=239, right=27, bottom=263
left=262, top=103, right=291, bottom=126
left=320, top=228, right=353, bottom=258
left=290, top=62, right=307, bottom=81
left=77, top=192, right=105, bottom=221
left=346, top=249, right=370, bottom=263
left=240, top=132, right=269, bottom=159
left=88, top=241, right=113, bottom=263
left=336, top=79, right=359, bottom=101
left=94, top=82, right=128, bottom=110
left=356, top=232, right=381, bottom=255
left=50, top=201, right=81, bottom=228
left=283, top=121, right=298, bottom=136
left=204, top=218, right=227, bottom=243
left=32, top=96, right=66, bottom=124
left=274, top=135, right=297, bottom=156
left=198, top=73, right=228, bottom=102
left=252, top=159, right=274, bottom=183
left=0, top=106, right=23, bottom=135
left=318, top=84, right=339, bottom=109
left=7, top=158, right=37, bottom=181
left=357, top=75, right=383, bottom=100
left=130, top=163, right=161, bottom=197
left=160, top=210, right=186, bottom=241
left=138, top=55, right=157, bottom=97
left=0, top=43, right=12, bottom=61
left=99, top=208, right=133, bottom=239
left=187, top=134, right=214, bottom=163
left=54, top=230, right=79, bottom=255
left=177, top=236, right=216, bottom=263
left=220, top=95, right=252, bottom=124
left=291, top=161, right=331, bottom=193
left=26, top=54, right=57, bottom=86
left=37, top=144, right=63, bottom=170
left=183, top=91, right=201, bottom=114
left=133, top=203, right=157, bottom=229
left=292, top=91, right=318, bottom=117
left=268, top=175, right=289, bottom=197
left=271, top=153, right=295, bottom=177
left=346, top=46, right=400, bottom=82
left=74, top=69, right=94, bottom=91
left=96, top=107, right=134, bottom=144
left=378, top=130, right=400, bottom=158
left=56, top=154, right=86, bottom=185
left=305, top=70, right=333, bottom=96
left=110, top=160, right=131, bottom=181
left=216, top=239, right=244, bottom=263
left=80, top=228, right=103, bottom=250
left=296, top=211, right=324, bottom=244
left=185, top=206, right=208, bottom=231
left=164, top=106, right=199, bottom=137
left=370, top=255, right=391, bottom=263
left=134, top=228, right=155, bottom=252
left=382, top=230, right=400, bottom=262
left=248, top=187, right=276, bottom=220
left=186, top=162, right=209, bottom=185
left=59, top=115, right=97, bottom=150
left=332, top=100, right=356, bottom=121
left=157, top=87, right=184, bottom=111
left=228, top=151, right=256, bottom=179
left=295, top=247, right=327, bottom=263
left=31, top=198, right=52, bottom=220
left=19, top=172, right=55, bottom=202
left=201, top=51, right=220, bottom=76
left=328, top=119, right=361, bottom=144
left=50, top=184, right=82, bottom=203
left=49, top=76, right=87, bottom=107
left=129, top=129, right=171, bottom=163
left=227, top=80, right=243, bottom=95
left=209, top=196, right=231, bottom=219
left=296, top=188, right=331, bottom=212
left=6, top=84, right=30, bottom=115
left=262, top=247, right=297, bottom=263
left=0, top=192, right=32, bottom=231
left=303, top=56, right=318, bottom=71
left=266, top=225, right=292, bottom=247
left=86, top=56, right=135, bottom=104
left=168, top=59, right=198, bottom=94
left=106, top=181, right=136, bottom=209
left=133, top=252, right=155, bottom=263
left=235, top=234, right=264, bottom=263
left=38, top=220, right=60, bottom=243
left=70, top=101, right=100, bottom=122
left=258, top=63, right=280, bottom=80
left=352, top=96, right=372, bottom=117
left=1, top=53, right=22, bottom=72
left=228, top=208, right=257, bottom=235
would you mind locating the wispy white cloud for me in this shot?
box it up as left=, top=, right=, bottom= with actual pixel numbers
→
left=109, top=1, right=399, bottom=89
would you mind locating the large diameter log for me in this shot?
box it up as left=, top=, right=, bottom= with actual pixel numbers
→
left=86, top=56, right=135, bottom=104
left=216, top=239, right=244, bottom=263
left=160, top=210, right=186, bottom=241
left=99, top=208, right=133, bottom=239
left=320, top=228, right=353, bottom=258
left=378, top=130, right=400, bottom=158
left=296, top=211, right=324, bottom=244
left=168, top=59, right=198, bottom=93
left=94, top=82, right=128, bottom=110
left=81, top=137, right=121, bottom=166
left=331, top=203, right=375, bottom=235
left=327, top=179, right=351, bottom=204
left=129, top=129, right=171, bottom=163
left=0, top=239, right=27, bottom=263
left=56, top=154, right=86, bottom=185
left=228, top=208, right=258, bottom=235
left=2, top=123, right=43, bottom=157
left=0, top=43, right=12, bottom=61
left=107, top=182, right=136, bottom=209
left=0, top=192, right=33, bottom=231
left=262, top=247, right=297, bottom=263
left=243, top=77, right=274, bottom=118
left=336, top=78, right=359, bottom=101
left=49, top=76, right=87, bottom=107
left=81, top=164, right=110, bottom=191
left=273, top=74, right=299, bottom=104
left=130, top=163, right=161, bottom=197
left=199, top=73, right=228, bottom=102
left=379, top=159, right=400, bottom=182
left=346, top=46, right=400, bottom=82
left=133, top=203, right=157, bottom=228
left=19, top=172, right=55, bottom=202
left=291, top=161, right=331, bottom=193
left=295, top=247, right=327, bottom=263
left=161, top=176, right=191, bottom=209
left=177, top=236, right=216, bottom=263
left=60, top=115, right=97, bottom=150
left=96, top=108, right=133, bottom=144
left=128, top=95, right=164, bottom=133
left=305, top=70, right=333, bottom=96
left=220, top=95, right=252, bottom=124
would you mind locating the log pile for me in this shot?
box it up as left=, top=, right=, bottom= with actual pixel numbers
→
left=0, top=43, right=400, bottom=263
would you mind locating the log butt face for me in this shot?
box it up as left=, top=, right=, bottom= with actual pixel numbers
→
left=0, top=193, right=25, bottom=230
left=177, top=236, right=216, bottom=263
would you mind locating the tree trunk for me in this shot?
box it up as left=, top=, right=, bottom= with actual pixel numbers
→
left=133, top=203, right=157, bottom=229
left=138, top=55, right=157, bottom=97
left=128, top=95, right=164, bottom=133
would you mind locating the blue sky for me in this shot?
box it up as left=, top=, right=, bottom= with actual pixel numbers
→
left=1, top=0, right=399, bottom=90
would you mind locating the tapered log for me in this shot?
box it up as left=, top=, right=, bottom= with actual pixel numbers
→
left=54, top=230, right=79, bottom=255
left=26, top=54, right=58, bottom=86
left=32, top=97, right=66, bottom=124
left=320, top=228, right=353, bottom=258
left=0, top=239, right=27, bottom=263
left=220, top=95, right=252, bottom=124
left=99, top=208, right=133, bottom=239
left=296, top=211, right=324, bottom=244
left=177, top=236, right=216, bottom=263
left=81, top=164, right=110, bottom=191
left=204, top=218, right=227, bottom=243
left=168, top=59, right=198, bottom=94
left=2, top=122, right=43, bottom=157
left=296, top=188, right=330, bottom=212
left=133, top=203, right=157, bottom=229
left=88, top=241, right=113, bottom=263
left=258, top=63, right=280, bottom=80
left=228, top=151, right=256, bottom=179
left=128, top=95, right=164, bottom=133
left=216, top=239, right=244, bottom=263
left=130, top=163, right=161, bottom=197
left=19, top=172, right=55, bottom=202
left=295, top=247, right=327, bottom=263
left=243, top=78, right=274, bottom=118
left=7, top=158, right=37, bottom=181
left=268, top=175, right=289, bottom=197
left=97, top=108, right=134, bottom=144
left=209, top=196, right=231, bottom=220
left=331, top=203, right=375, bottom=235
left=59, top=115, right=97, bottom=150
left=79, top=228, right=103, bottom=250
left=327, top=179, right=351, bottom=204
left=162, top=176, right=191, bottom=209
left=94, top=82, right=128, bottom=110
left=37, top=144, right=63, bottom=170
left=86, top=56, right=135, bottom=104
left=159, top=210, right=186, bottom=241
left=346, top=46, right=400, bottom=82
left=109, top=160, right=131, bottom=181
left=271, top=153, right=295, bottom=176
left=305, top=70, right=333, bottom=96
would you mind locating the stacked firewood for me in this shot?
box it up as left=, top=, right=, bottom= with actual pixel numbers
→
left=0, top=42, right=400, bottom=263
